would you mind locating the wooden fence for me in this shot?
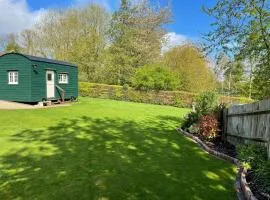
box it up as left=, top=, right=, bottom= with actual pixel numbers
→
left=223, top=99, right=270, bottom=159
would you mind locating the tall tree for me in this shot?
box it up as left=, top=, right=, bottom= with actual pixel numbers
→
left=203, top=0, right=270, bottom=99
left=164, top=44, right=217, bottom=92
left=20, top=4, right=110, bottom=82
left=67, top=5, right=109, bottom=82
left=2, top=34, right=21, bottom=53
left=20, top=29, right=38, bottom=55
left=214, top=52, right=231, bottom=94
left=107, top=0, right=171, bottom=85
left=224, top=61, right=245, bottom=96
left=214, top=53, right=245, bottom=96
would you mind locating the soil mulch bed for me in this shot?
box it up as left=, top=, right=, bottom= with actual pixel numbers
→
left=180, top=129, right=270, bottom=200
left=246, top=172, right=270, bottom=200
left=201, top=137, right=237, bottom=158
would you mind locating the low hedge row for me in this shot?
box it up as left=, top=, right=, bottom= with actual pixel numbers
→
left=79, top=82, right=253, bottom=107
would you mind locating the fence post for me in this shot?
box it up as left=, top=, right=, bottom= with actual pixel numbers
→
left=222, top=108, right=228, bottom=141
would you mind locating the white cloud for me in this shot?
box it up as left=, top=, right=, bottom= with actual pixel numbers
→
left=162, top=32, right=189, bottom=53
left=0, top=0, right=45, bottom=35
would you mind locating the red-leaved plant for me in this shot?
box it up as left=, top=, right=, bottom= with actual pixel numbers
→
left=198, top=114, right=220, bottom=140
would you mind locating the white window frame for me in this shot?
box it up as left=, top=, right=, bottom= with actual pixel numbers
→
left=58, top=73, right=68, bottom=84
left=8, top=71, right=19, bottom=85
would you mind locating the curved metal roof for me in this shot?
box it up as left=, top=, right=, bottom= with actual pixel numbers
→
left=0, top=52, right=77, bottom=67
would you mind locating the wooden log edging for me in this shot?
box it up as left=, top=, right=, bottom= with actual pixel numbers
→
left=177, top=128, right=257, bottom=200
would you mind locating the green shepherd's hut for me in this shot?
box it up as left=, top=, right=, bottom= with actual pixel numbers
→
left=0, top=53, right=78, bottom=103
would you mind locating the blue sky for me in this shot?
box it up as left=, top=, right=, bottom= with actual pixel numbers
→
left=167, top=0, right=215, bottom=39
left=0, top=0, right=216, bottom=46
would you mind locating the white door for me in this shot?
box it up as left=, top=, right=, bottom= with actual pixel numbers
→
left=46, top=71, right=55, bottom=98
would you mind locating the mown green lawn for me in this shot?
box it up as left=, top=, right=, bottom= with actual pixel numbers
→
left=0, top=98, right=236, bottom=200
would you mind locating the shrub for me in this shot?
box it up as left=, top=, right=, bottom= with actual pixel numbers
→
left=220, top=96, right=254, bottom=104
left=195, top=91, right=218, bottom=115
left=198, top=114, right=220, bottom=140
left=122, top=83, right=129, bottom=90
left=132, top=64, right=180, bottom=91
left=188, top=124, right=199, bottom=134
left=181, top=112, right=199, bottom=130
left=254, top=160, right=270, bottom=194
left=236, top=144, right=267, bottom=169
left=79, top=82, right=253, bottom=108
left=237, top=144, right=270, bottom=194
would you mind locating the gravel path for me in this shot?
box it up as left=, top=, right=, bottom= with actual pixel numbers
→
left=0, top=100, right=70, bottom=110
left=0, top=100, right=36, bottom=109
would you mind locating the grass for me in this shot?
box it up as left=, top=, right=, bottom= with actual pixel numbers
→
left=0, top=98, right=237, bottom=200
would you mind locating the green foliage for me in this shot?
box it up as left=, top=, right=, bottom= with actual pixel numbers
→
left=223, top=61, right=245, bottom=96
left=79, top=82, right=195, bottom=107
left=219, top=96, right=253, bottom=104
left=214, top=53, right=254, bottom=98
left=252, top=64, right=270, bottom=99
left=164, top=44, right=217, bottom=93
left=195, top=91, right=219, bottom=115
left=237, top=144, right=270, bottom=194
left=3, top=1, right=171, bottom=86
left=204, top=0, right=270, bottom=99
left=194, top=92, right=220, bottom=140
left=79, top=82, right=253, bottom=108
left=78, top=82, right=93, bottom=97
left=2, top=34, right=21, bottom=53
left=66, top=5, right=109, bottom=82
left=254, top=160, right=270, bottom=194
left=198, top=114, right=220, bottom=140
left=181, top=112, right=199, bottom=130
left=5, top=42, right=21, bottom=53
left=107, top=0, right=171, bottom=84
left=237, top=144, right=267, bottom=170
left=173, top=97, right=183, bottom=107
left=132, top=64, right=180, bottom=91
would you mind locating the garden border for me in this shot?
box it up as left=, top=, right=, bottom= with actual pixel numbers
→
left=177, top=128, right=257, bottom=200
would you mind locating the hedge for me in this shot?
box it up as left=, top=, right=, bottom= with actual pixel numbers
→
left=79, top=82, right=253, bottom=108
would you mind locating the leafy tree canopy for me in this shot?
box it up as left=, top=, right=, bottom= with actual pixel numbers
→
left=164, top=44, right=217, bottom=92
left=203, top=0, right=270, bottom=99
left=132, top=63, right=180, bottom=91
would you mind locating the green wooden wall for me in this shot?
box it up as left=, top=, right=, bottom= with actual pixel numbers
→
left=0, top=54, right=32, bottom=102
left=31, top=61, right=78, bottom=102
left=0, top=53, right=78, bottom=102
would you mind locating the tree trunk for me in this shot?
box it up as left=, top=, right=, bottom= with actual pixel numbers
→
left=228, top=70, right=232, bottom=96
left=249, top=58, right=254, bottom=99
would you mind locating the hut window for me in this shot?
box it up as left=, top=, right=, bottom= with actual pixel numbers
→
left=47, top=73, right=52, bottom=81
left=58, top=73, right=68, bottom=84
left=8, top=71, right=18, bottom=85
